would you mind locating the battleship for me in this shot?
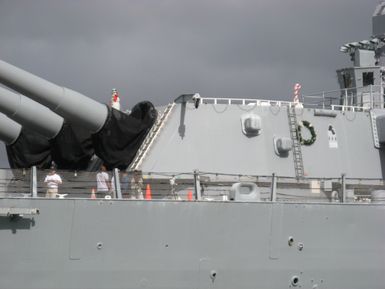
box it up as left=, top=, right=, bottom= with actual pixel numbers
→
left=0, top=3, right=385, bottom=289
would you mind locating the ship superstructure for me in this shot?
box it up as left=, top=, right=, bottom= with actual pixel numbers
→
left=0, top=3, right=384, bottom=289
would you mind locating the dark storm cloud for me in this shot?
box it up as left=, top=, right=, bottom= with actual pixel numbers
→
left=0, top=0, right=380, bottom=167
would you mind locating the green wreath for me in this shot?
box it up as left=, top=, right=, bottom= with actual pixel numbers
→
left=296, top=120, right=316, bottom=146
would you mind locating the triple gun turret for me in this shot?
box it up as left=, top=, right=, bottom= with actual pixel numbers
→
left=0, top=59, right=157, bottom=170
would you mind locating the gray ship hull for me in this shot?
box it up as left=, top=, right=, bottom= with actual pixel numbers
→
left=0, top=198, right=384, bottom=289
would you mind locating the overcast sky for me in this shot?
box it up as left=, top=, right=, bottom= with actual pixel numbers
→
left=0, top=0, right=380, bottom=167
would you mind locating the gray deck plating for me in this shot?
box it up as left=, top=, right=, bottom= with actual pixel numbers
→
left=139, top=103, right=383, bottom=179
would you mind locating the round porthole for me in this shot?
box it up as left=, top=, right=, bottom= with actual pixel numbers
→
left=291, top=276, right=299, bottom=287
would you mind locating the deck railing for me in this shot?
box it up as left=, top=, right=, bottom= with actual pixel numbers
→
left=199, top=84, right=384, bottom=111
left=0, top=167, right=383, bottom=204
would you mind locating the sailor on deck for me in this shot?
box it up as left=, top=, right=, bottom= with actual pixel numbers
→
left=44, top=166, right=62, bottom=198
left=96, top=165, right=111, bottom=198
left=130, top=170, right=143, bottom=199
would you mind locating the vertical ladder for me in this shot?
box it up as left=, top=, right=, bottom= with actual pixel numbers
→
left=370, top=110, right=380, bottom=148
left=287, top=106, right=304, bottom=179
left=129, top=102, right=176, bottom=170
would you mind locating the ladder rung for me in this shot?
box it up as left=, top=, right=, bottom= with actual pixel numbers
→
left=287, top=106, right=304, bottom=178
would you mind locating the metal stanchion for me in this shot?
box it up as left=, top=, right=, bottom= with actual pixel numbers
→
left=113, top=168, right=122, bottom=199
left=270, top=173, right=277, bottom=202
left=30, top=166, right=37, bottom=198
left=193, top=170, right=201, bottom=200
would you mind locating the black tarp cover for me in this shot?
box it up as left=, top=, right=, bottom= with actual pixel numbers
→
left=6, top=129, right=52, bottom=169
left=6, top=123, right=94, bottom=170
left=6, top=101, right=157, bottom=170
left=49, top=122, right=94, bottom=170
left=92, top=101, right=157, bottom=170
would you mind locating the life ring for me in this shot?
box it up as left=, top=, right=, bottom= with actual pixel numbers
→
left=296, top=120, right=316, bottom=146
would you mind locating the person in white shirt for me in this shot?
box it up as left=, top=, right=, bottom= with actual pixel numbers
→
left=96, top=165, right=111, bottom=197
left=130, top=170, right=143, bottom=199
left=44, top=167, right=62, bottom=198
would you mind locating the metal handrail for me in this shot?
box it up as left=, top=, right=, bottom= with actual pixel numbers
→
left=199, top=84, right=383, bottom=110
left=200, top=97, right=297, bottom=107
left=0, top=168, right=383, bottom=204
left=303, top=84, right=383, bottom=97
left=330, top=105, right=371, bottom=112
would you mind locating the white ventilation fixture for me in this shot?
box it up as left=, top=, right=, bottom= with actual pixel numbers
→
left=241, top=113, right=262, bottom=136
left=274, top=136, right=293, bottom=156
left=229, top=182, right=260, bottom=202
left=371, top=190, right=385, bottom=203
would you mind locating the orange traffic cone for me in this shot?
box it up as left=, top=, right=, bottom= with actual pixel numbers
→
left=90, top=188, right=96, bottom=199
left=145, top=184, right=152, bottom=200
left=187, top=190, right=193, bottom=201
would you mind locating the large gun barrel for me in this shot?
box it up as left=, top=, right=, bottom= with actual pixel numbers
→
left=0, top=59, right=108, bottom=133
left=0, top=113, right=22, bottom=145
left=0, top=86, right=63, bottom=139
left=0, top=86, right=95, bottom=170
left=0, top=113, right=52, bottom=169
left=0, top=59, right=157, bottom=169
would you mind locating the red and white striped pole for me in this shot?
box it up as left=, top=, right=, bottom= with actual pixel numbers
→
left=111, top=88, right=121, bottom=111
left=293, top=83, right=302, bottom=104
